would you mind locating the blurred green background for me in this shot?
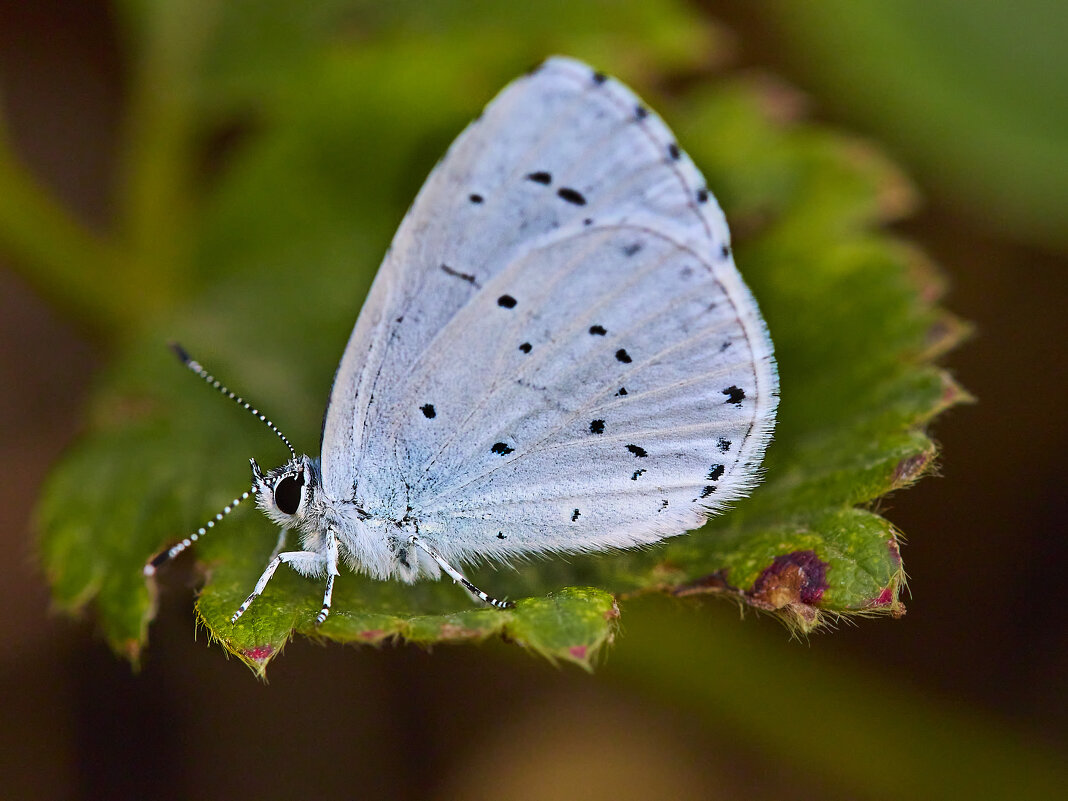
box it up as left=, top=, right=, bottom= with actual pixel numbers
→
left=1, top=1, right=1064, bottom=799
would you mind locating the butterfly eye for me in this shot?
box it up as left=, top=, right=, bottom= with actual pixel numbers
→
left=274, top=473, right=305, bottom=515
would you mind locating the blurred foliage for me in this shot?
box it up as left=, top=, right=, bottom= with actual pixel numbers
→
left=15, top=0, right=964, bottom=675
left=767, top=0, right=1068, bottom=251
left=612, top=598, right=1068, bottom=800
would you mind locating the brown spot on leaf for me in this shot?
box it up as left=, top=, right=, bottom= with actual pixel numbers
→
left=748, top=550, right=829, bottom=610
left=568, top=645, right=588, bottom=661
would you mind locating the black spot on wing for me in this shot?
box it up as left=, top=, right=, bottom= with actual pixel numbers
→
left=497, top=532, right=507, bottom=539
left=571, top=508, right=582, bottom=521
left=497, top=294, right=517, bottom=308
left=707, top=464, right=725, bottom=481
left=635, top=105, right=648, bottom=120
left=699, top=486, right=716, bottom=499
left=717, top=438, right=732, bottom=453
left=616, top=387, right=628, bottom=396
left=668, top=143, right=680, bottom=161
left=468, top=193, right=484, bottom=204
left=518, top=342, right=532, bottom=354
left=491, top=442, right=514, bottom=455
left=589, top=419, right=605, bottom=434
left=631, top=469, right=646, bottom=480
left=722, top=385, right=745, bottom=405
left=420, top=404, right=436, bottom=419
left=557, top=187, right=586, bottom=206
left=626, top=444, right=647, bottom=458
left=697, top=188, right=709, bottom=204
left=526, top=171, right=552, bottom=185
left=592, top=71, right=607, bottom=85
left=615, top=348, right=632, bottom=363
left=720, top=244, right=731, bottom=260
left=589, top=324, right=607, bottom=336
left=622, top=242, right=642, bottom=257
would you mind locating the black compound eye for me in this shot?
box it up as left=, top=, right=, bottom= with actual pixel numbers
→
left=274, top=473, right=304, bottom=515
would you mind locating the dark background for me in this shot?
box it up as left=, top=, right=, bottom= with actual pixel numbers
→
left=1, top=2, right=1064, bottom=798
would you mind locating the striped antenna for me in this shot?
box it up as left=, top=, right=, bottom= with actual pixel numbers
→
left=168, top=342, right=297, bottom=459
left=144, top=489, right=252, bottom=575
left=146, top=343, right=293, bottom=576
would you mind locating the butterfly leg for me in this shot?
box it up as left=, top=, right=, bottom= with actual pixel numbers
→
left=408, top=535, right=514, bottom=610
left=317, top=572, right=336, bottom=626
left=315, top=532, right=341, bottom=625
left=231, top=538, right=338, bottom=624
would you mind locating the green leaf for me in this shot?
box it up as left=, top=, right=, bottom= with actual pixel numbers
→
left=32, top=0, right=967, bottom=674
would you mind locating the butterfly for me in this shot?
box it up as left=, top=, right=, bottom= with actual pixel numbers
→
left=146, top=57, right=778, bottom=625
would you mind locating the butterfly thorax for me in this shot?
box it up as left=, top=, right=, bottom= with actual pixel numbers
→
left=251, top=454, right=438, bottom=582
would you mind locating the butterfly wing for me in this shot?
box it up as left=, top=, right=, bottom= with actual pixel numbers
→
left=320, top=57, right=777, bottom=566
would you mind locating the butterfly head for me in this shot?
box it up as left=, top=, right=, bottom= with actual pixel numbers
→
left=251, top=455, right=319, bottom=528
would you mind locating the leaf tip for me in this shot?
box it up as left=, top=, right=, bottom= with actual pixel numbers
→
left=743, top=550, right=831, bottom=634
left=922, top=314, right=974, bottom=360
left=119, top=638, right=145, bottom=669
left=891, top=449, right=935, bottom=488
left=504, top=587, right=618, bottom=670
left=938, top=371, right=976, bottom=410
left=242, top=643, right=275, bottom=662
left=237, top=644, right=276, bottom=679
left=748, top=550, right=829, bottom=609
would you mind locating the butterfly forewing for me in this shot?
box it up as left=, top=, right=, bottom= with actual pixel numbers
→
left=320, top=57, right=777, bottom=563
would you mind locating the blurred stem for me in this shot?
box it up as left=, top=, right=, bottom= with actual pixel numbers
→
left=111, top=0, right=218, bottom=328
left=609, top=598, right=1067, bottom=800
left=0, top=105, right=122, bottom=329
left=0, top=2, right=218, bottom=337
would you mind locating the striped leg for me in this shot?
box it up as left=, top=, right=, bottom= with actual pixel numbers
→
left=409, top=535, right=514, bottom=610
left=315, top=531, right=341, bottom=625
left=316, top=573, right=336, bottom=626
left=231, top=549, right=331, bottom=624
